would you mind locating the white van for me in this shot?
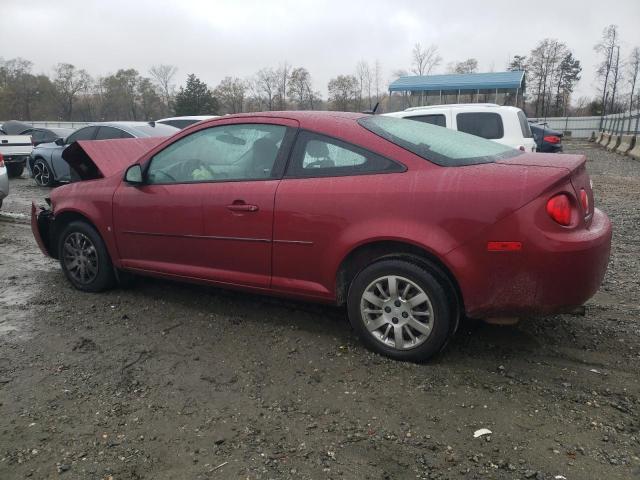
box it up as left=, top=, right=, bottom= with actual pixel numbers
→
left=383, top=104, right=537, bottom=152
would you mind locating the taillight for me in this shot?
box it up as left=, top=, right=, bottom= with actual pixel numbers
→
left=543, top=135, right=561, bottom=144
left=580, top=189, right=589, bottom=213
left=546, top=193, right=573, bottom=226
left=0, top=153, right=4, bottom=168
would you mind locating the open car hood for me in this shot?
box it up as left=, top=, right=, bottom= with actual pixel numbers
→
left=62, top=137, right=164, bottom=181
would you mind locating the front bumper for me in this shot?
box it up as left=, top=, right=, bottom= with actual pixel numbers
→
left=31, top=202, right=55, bottom=257
left=3, top=154, right=29, bottom=166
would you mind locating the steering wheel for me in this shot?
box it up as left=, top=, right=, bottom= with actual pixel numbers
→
left=151, top=169, right=177, bottom=182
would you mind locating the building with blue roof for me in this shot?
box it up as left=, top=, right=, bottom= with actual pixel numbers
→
left=388, top=71, right=526, bottom=108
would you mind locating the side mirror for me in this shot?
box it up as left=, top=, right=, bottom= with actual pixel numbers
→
left=55, top=137, right=65, bottom=146
left=124, top=164, right=143, bottom=185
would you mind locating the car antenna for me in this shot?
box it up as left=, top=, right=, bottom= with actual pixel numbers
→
left=362, top=102, right=380, bottom=115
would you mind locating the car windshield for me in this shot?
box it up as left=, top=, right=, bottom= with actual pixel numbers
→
left=359, top=116, right=522, bottom=167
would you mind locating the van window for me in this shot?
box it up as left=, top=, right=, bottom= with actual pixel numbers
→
left=456, top=112, right=504, bottom=139
left=406, top=114, right=446, bottom=128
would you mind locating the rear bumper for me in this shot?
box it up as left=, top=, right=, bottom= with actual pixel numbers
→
left=447, top=208, right=612, bottom=318
left=31, top=202, right=55, bottom=257
left=3, top=154, right=29, bottom=165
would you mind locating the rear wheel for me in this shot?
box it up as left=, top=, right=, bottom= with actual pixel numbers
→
left=58, top=221, right=115, bottom=292
left=6, top=163, right=24, bottom=178
left=32, top=159, right=54, bottom=187
left=347, top=259, right=451, bottom=362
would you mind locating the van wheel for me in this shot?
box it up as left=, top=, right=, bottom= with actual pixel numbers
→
left=58, top=221, right=115, bottom=292
left=347, top=259, right=451, bottom=362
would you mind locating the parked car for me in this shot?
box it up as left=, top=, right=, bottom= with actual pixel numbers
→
left=29, top=121, right=179, bottom=186
left=0, top=120, right=34, bottom=178
left=156, top=115, right=219, bottom=129
left=384, top=103, right=537, bottom=152
left=31, top=112, right=611, bottom=361
left=0, top=153, right=8, bottom=209
left=21, top=127, right=75, bottom=147
left=529, top=122, right=563, bottom=153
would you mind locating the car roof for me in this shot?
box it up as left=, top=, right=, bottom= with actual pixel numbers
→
left=399, top=104, right=522, bottom=113
left=157, top=115, right=219, bottom=121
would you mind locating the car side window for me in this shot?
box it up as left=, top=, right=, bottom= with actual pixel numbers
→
left=406, top=114, right=446, bottom=128
left=456, top=112, right=504, bottom=139
left=286, top=131, right=404, bottom=178
left=146, top=123, right=287, bottom=184
left=95, top=126, right=134, bottom=140
left=66, top=127, right=97, bottom=144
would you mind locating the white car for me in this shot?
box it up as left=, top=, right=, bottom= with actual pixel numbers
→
left=156, top=115, right=219, bottom=129
left=384, top=104, right=537, bottom=152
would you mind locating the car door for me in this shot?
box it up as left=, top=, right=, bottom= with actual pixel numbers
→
left=51, top=126, right=98, bottom=181
left=113, top=119, right=297, bottom=288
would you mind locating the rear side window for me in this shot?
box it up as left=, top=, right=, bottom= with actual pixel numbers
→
left=95, top=126, right=134, bottom=140
left=66, top=126, right=97, bottom=144
left=517, top=110, right=533, bottom=138
left=286, top=131, right=404, bottom=178
left=359, top=116, right=520, bottom=167
left=406, top=114, right=446, bottom=128
left=456, top=112, right=504, bottom=139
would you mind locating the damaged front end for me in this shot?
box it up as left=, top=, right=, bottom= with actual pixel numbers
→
left=31, top=200, right=57, bottom=258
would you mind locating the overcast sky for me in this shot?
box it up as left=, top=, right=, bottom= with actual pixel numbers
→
left=1, top=0, right=639, bottom=102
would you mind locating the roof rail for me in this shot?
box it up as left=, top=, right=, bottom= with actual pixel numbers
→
left=404, top=103, right=501, bottom=112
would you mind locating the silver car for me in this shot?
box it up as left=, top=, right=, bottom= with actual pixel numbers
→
left=0, top=154, right=8, bottom=209
left=29, top=122, right=178, bottom=186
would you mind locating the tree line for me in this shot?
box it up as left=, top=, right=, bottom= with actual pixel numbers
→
left=1, top=23, right=637, bottom=122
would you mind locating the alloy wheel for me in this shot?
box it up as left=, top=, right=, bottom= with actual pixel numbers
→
left=360, top=275, right=434, bottom=350
left=62, top=232, right=99, bottom=285
left=33, top=161, right=51, bottom=186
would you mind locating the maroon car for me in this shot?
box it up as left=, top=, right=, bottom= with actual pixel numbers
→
left=31, top=112, right=612, bottom=361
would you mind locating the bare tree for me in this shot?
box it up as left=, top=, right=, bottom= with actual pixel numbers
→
left=328, top=75, right=358, bottom=111
left=288, top=67, right=315, bottom=109
left=214, top=76, right=247, bottom=114
left=411, top=43, right=441, bottom=76
left=627, top=47, right=640, bottom=112
left=373, top=59, right=383, bottom=103
left=608, top=46, right=622, bottom=113
left=355, top=61, right=373, bottom=109
left=254, top=67, right=279, bottom=110
left=149, top=64, right=177, bottom=113
left=448, top=58, right=479, bottom=74
left=594, top=24, right=620, bottom=119
left=53, top=63, right=92, bottom=120
left=276, top=63, right=291, bottom=110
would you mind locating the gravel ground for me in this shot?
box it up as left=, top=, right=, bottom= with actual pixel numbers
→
left=0, top=141, right=638, bottom=480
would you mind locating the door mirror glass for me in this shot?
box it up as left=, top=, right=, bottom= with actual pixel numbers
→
left=125, top=164, right=143, bottom=184
left=55, top=137, right=65, bottom=146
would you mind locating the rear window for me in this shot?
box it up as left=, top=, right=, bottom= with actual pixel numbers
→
left=517, top=110, right=533, bottom=138
left=131, top=123, right=179, bottom=137
left=160, top=119, right=201, bottom=129
left=456, top=112, right=504, bottom=139
left=359, top=116, right=520, bottom=167
left=406, top=114, right=446, bottom=128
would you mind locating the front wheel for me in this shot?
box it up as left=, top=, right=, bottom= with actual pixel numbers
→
left=347, top=259, right=452, bottom=362
left=32, top=159, right=54, bottom=187
left=58, top=221, right=116, bottom=292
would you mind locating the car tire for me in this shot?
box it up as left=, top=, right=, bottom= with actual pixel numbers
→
left=32, top=159, right=54, bottom=187
left=6, top=163, right=24, bottom=178
left=347, top=259, right=451, bottom=362
left=58, top=221, right=116, bottom=292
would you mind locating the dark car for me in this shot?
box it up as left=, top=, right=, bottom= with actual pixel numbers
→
left=529, top=123, right=563, bottom=153
left=21, top=127, right=75, bottom=147
left=32, top=112, right=611, bottom=362
left=29, top=121, right=178, bottom=186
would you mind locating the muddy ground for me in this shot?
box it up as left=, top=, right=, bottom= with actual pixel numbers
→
left=0, top=141, right=638, bottom=480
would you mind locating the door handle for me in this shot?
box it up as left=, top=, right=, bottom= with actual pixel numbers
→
left=226, top=203, right=259, bottom=212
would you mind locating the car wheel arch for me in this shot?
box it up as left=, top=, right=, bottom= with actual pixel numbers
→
left=335, top=240, right=463, bottom=334
left=51, top=211, right=104, bottom=260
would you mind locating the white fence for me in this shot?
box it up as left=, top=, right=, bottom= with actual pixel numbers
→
left=1, top=120, right=92, bottom=129
left=529, top=111, right=640, bottom=138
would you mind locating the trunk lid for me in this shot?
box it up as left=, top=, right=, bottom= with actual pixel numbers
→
left=62, top=137, right=164, bottom=181
left=498, top=152, right=593, bottom=225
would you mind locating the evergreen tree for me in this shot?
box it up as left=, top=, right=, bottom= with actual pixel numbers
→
left=173, top=74, right=218, bottom=115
